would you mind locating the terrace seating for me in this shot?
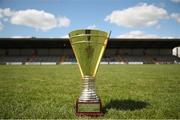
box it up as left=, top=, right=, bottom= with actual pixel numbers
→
left=152, top=55, right=180, bottom=64
left=32, top=56, right=60, bottom=62
left=0, top=55, right=180, bottom=64
left=105, top=55, right=180, bottom=64
left=0, top=56, right=28, bottom=62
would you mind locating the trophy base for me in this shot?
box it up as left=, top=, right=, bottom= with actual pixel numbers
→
left=75, top=99, right=103, bottom=117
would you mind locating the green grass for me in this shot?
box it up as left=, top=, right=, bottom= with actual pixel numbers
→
left=0, top=64, right=180, bottom=119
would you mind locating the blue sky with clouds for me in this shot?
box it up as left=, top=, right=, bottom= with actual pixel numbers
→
left=0, top=0, right=180, bottom=38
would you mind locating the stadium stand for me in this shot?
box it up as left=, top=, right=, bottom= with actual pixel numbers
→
left=0, top=38, right=180, bottom=65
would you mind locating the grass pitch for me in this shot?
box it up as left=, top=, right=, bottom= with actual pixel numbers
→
left=0, top=64, right=180, bottom=119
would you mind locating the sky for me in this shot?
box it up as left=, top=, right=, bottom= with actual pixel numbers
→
left=0, top=0, right=180, bottom=38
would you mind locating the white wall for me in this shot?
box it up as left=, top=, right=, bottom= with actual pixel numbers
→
left=173, top=47, right=180, bottom=57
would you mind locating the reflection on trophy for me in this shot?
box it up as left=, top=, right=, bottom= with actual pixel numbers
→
left=69, top=29, right=109, bottom=117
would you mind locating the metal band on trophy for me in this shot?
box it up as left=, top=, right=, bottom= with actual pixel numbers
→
left=69, top=29, right=109, bottom=117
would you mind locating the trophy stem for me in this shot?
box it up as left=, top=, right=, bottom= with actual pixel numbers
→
left=76, top=75, right=103, bottom=117
left=79, top=76, right=99, bottom=102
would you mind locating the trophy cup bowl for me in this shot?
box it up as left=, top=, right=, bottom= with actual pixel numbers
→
left=69, top=29, right=109, bottom=117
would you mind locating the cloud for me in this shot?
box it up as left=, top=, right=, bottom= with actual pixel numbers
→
left=171, top=13, right=180, bottom=23
left=171, top=0, right=180, bottom=3
left=0, top=8, right=71, bottom=31
left=116, top=30, right=158, bottom=38
left=105, top=3, right=168, bottom=28
left=11, top=36, right=32, bottom=38
left=60, top=34, right=69, bottom=38
left=0, top=8, right=15, bottom=30
left=0, top=14, right=3, bottom=19
left=11, top=9, right=57, bottom=31
left=57, top=16, right=70, bottom=27
left=86, top=24, right=97, bottom=29
left=0, top=8, right=14, bottom=17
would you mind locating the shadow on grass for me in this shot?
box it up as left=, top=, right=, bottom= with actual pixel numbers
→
left=103, top=99, right=149, bottom=113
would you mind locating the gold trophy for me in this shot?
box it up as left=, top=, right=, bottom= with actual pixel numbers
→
left=69, top=29, right=109, bottom=117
